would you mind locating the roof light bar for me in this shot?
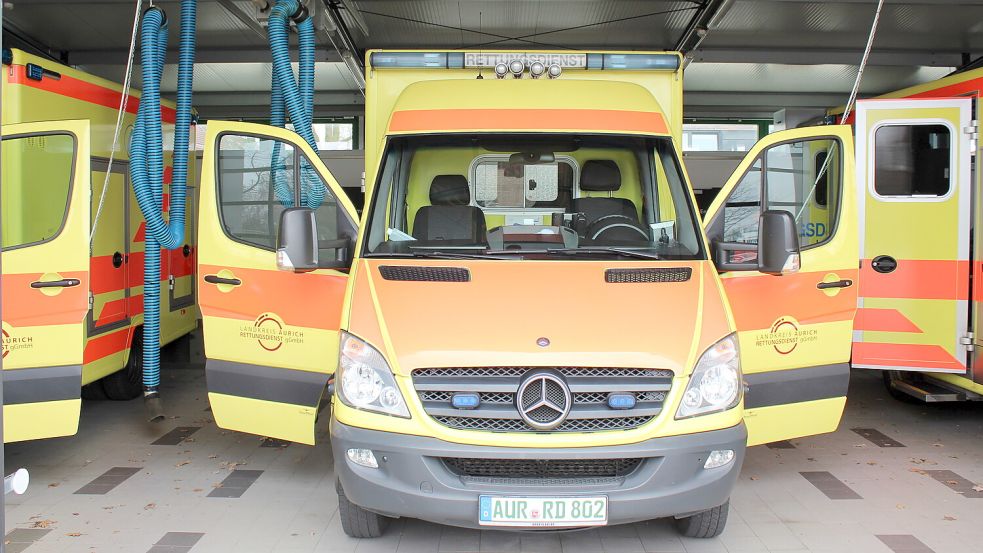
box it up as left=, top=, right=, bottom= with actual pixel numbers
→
left=370, top=52, right=465, bottom=69
left=586, top=53, right=680, bottom=71
left=529, top=61, right=546, bottom=79
left=508, top=59, right=524, bottom=78
left=494, top=63, right=509, bottom=79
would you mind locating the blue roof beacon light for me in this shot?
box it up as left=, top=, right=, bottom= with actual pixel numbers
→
left=586, top=53, right=681, bottom=71
left=370, top=52, right=465, bottom=69
left=607, top=392, right=637, bottom=410
left=451, top=392, right=481, bottom=410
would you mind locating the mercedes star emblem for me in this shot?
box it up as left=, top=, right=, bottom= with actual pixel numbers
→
left=516, top=371, right=572, bottom=430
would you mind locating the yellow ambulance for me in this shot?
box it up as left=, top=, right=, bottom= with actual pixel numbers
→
left=826, top=70, right=983, bottom=402
left=1, top=48, right=198, bottom=442
left=197, top=49, right=866, bottom=537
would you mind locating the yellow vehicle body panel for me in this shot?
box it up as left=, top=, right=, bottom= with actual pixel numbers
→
left=1, top=49, right=199, bottom=442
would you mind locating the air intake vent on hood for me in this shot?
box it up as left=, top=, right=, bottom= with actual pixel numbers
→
left=379, top=265, right=471, bottom=282
left=605, top=267, right=692, bottom=283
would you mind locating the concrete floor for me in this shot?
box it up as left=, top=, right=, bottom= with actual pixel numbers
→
left=5, top=344, right=983, bottom=553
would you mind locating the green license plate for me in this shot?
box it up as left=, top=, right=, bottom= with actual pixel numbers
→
left=478, top=495, right=608, bottom=527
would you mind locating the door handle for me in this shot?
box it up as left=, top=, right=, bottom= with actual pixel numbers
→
left=112, top=251, right=124, bottom=268
left=31, top=278, right=81, bottom=289
left=817, top=279, right=853, bottom=290
left=871, top=255, right=897, bottom=274
left=204, top=274, right=241, bottom=286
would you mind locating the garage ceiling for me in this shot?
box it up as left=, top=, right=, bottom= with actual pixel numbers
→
left=3, top=0, right=980, bottom=119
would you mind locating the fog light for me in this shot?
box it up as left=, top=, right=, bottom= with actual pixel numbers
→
left=346, top=448, right=379, bottom=469
left=704, top=449, right=735, bottom=469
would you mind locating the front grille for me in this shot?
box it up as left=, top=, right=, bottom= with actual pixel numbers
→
left=442, top=457, right=642, bottom=479
left=414, top=366, right=672, bottom=433
left=605, top=267, right=692, bottom=283
left=378, top=265, right=470, bottom=282
left=432, top=415, right=655, bottom=433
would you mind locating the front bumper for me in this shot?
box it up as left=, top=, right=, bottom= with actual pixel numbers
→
left=331, top=420, right=746, bottom=530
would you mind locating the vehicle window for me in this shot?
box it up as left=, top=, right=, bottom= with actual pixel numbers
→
left=874, top=124, right=950, bottom=197
left=217, top=134, right=350, bottom=256
left=1, top=133, right=75, bottom=249
left=814, top=152, right=828, bottom=206
left=766, top=139, right=839, bottom=248
left=473, top=158, right=573, bottom=208
left=364, top=134, right=704, bottom=261
left=721, top=160, right=761, bottom=245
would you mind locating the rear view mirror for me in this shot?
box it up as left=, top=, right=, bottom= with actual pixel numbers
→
left=509, top=152, right=555, bottom=164
left=276, top=207, right=318, bottom=272
left=757, top=210, right=801, bottom=275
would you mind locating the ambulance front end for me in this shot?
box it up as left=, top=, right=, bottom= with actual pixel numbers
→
left=197, top=50, right=860, bottom=537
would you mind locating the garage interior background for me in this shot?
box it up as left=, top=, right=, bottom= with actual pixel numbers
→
left=4, top=0, right=979, bottom=210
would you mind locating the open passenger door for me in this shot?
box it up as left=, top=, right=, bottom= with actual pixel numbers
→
left=852, top=98, right=972, bottom=374
left=198, top=121, right=358, bottom=445
left=2, top=120, right=90, bottom=442
left=704, top=125, right=858, bottom=446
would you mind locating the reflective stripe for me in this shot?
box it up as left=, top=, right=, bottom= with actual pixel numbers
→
left=853, top=308, right=922, bottom=333
left=744, top=363, right=849, bottom=409
left=1, top=271, right=89, bottom=326
left=723, top=269, right=859, bottom=330
left=388, top=109, right=669, bottom=134
left=2, top=364, right=82, bottom=404
left=860, top=259, right=969, bottom=301
left=206, top=359, right=328, bottom=407
left=851, top=342, right=965, bottom=371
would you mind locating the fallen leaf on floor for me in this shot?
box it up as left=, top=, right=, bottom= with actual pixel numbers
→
left=175, top=460, right=191, bottom=467
left=908, top=468, right=926, bottom=474
left=867, top=461, right=877, bottom=466
left=944, top=515, right=957, bottom=521
left=208, top=454, right=218, bottom=459
left=972, top=485, right=983, bottom=492
left=932, top=443, right=944, bottom=447
left=144, top=503, right=156, bottom=510
left=30, top=520, right=55, bottom=529
left=193, top=488, right=203, bottom=492
left=945, top=480, right=959, bottom=485
left=66, top=532, right=82, bottom=537
left=212, top=483, right=224, bottom=488
left=896, top=503, right=906, bottom=509
left=48, top=482, right=59, bottom=488
left=853, top=444, right=867, bottom=448
left=749, top=476, right=759, bottom=481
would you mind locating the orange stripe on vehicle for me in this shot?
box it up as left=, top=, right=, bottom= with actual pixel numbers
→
left=721, top=269, right=858, bottom=330
left=90, top=254, right=126, bottom=295
left=388, top=109, right=669, bottom=134
left=8, top=64, right=177, bottom=123
left=1, top=272, right=89, bottom=326
left=859, top=259, right=969, bottom=300
left=854, top=308, right=922, bottom=333
left=852, top=342, right=965, bottom=371
left=199, top=264, right=345, bottom=329
left=909, top=78, right=982, bottom=100
left=84, top=328, right=132, bottom=364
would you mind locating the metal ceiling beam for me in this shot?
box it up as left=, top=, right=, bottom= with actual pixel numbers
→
left=191, top=90, right=363, bottom=118
left=66, top=46, right=343, bottom=65
left=691, top=47, right=965, bottom=67
left=215, top=0, right=268, bottom=42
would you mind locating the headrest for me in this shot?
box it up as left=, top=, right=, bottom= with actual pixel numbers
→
left=430, top=175, right=471, bottom=205
left=580, top=160, right=621, bottom=192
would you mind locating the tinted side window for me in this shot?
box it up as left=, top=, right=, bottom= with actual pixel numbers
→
left=722, top=160, right=761, bottom=245
left=217, top=134, right=294, bottom=249
left=1, top=133, right=75, bottom=249
left=874, top=124, right=951, bottom=197
left=765, top=139, right=839, bottom=248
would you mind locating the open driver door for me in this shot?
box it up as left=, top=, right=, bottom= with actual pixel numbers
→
left=704, top=125, right=859, bottom=446
left=197, top=121, right=358, bottom=445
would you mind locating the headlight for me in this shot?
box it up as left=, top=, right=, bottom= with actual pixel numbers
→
left=676, top=334, right=742, bottom=419
left=337, top=332, right=410, bottom=418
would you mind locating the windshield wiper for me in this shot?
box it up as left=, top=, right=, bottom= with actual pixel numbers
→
left=541, top=247, right=662, bottom=260
left=363, top=251, right=513, bottom=260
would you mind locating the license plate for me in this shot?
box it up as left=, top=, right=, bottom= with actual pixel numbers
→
left=478, top=495, right=608, bottom=527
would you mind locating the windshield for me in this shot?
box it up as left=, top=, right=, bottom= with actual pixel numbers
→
left=364, top=134, right=704, bottom=260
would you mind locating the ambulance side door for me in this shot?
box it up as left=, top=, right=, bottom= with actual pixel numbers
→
left=704, top=125, right=859, bottom=446
left=2, top=120, right=91, bottom=442
left=198, top=121, right=358, bottom=445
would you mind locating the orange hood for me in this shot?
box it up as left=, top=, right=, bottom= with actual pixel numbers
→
left=346, top=259, right=731, bottom=377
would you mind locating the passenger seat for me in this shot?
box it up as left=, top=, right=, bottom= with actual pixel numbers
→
left=569, top=160, right=639, bottom=232
left=412, top=175, right=487, bottom=244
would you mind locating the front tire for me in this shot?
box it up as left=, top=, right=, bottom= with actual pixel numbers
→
left=675, top=500, right=729, bottom=538
left=337, top=480, right=390, bottom=538
left=103, top=332, right=145, bottom=401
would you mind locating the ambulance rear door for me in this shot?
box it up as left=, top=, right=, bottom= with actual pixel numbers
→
left=853, top=98, right=972, bottom=374
left=2, top=120, right=91, bottom=442
left=197, top=121, right=358, bottom=445
left=704, top=125, right=859, bottom=446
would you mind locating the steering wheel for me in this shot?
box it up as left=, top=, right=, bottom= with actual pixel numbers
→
left=585, top=215, right=649, bottom=243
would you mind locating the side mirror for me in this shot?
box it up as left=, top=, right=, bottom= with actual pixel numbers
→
left=757, top=210, right=801, bottom=275
left=276, top=207, right=318, bottom=272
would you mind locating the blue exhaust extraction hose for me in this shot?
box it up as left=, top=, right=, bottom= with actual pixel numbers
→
left=129, top=0, right=196, bottom=399
left=268, top=0, right=325, bottom=208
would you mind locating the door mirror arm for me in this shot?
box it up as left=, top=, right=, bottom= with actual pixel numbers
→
left=317, top=236, right=354, bottom=270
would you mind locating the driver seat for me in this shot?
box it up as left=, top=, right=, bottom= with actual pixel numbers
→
left=569, top=160, right=640, bottom=230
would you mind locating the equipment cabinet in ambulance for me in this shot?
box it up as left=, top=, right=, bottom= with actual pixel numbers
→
left=197, top=50, right=860, bottom=538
